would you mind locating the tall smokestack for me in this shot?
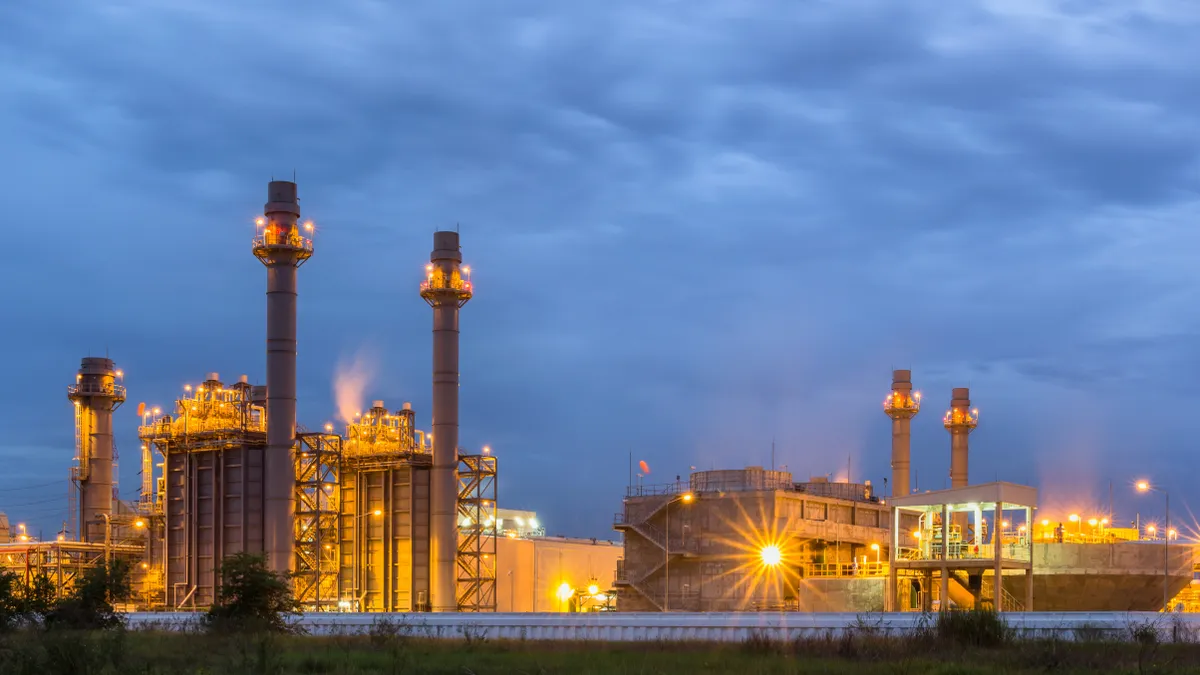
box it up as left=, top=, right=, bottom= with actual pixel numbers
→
left=943, top=387, right=978, bottom=489
left=420, top=231, right=473, bottom=612
left=882, top=369, right=920, bottom=498
left=252, top=180, right=313, bottom=575
left=68, top=357, right=126, bottom=542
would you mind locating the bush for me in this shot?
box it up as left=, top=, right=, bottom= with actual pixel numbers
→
left=44, top=559, right=131, bottom=631
left=935, top=608, right=1013, bottom=648
left=203, top=552, right=301, bottom=634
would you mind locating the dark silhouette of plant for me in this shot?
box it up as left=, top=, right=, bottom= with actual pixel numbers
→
left=203, top=552, right=300, bottom=634
left=44, top=559, right=132, bottom=630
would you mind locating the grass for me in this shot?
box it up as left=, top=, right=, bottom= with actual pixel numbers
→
left=1, top=610, right=1199, bottom=674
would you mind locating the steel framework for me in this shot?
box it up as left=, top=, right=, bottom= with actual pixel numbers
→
left=456, top=453, right=497, bottom=612
left=295, top=431, right=342, bottom=611
left=0, top=541, right=145, bottom=601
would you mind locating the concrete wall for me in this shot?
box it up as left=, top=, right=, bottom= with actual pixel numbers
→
left=796, top=578, right=885, bottom=612
left=494, top=536, right=623, bottom=612
left=1005, top=542, right=1194, bottom=611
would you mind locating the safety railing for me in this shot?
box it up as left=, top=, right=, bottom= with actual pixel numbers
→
left=68, top=383, right=127, bottom=398
left=802, top=562, right=888, bottom=578
left=898, top=542, right=1032, bottom=563
left=252, top=231, right=313, bottom=251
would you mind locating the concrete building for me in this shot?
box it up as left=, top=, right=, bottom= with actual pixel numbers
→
left=615, top=467, right=899, bottom=612
left=493, top=535, right=623, bottom=612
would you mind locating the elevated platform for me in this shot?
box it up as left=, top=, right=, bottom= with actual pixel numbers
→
left=888, top=482, right=1037, bottom=612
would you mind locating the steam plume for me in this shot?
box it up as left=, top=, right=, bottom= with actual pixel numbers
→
left=333, top=345, right=380, bottom=424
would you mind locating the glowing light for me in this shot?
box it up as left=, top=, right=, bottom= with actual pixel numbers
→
left=116, top=370, right=124, bottom=378
left=483, top=445, right=491, bottom=455
left=1069, top=514, right=1079, bottom=523
left=1101, top=518, right=1109, bottom=526
left=912, top=530, right=921, bottom=539
left=324, top=422, right=333, bottom=433
left=870, top=543, right=880, bottom=551
left=556, top=582, right=573, bottom=602
left=587, top=584, right=600, bottom=595
left=681, top=493, right=694, bottom=503
left=1148, top=525, right=1157, bottom=534
left=1136, top=481, right=1151, bottom=492
left=1169, top=529, right=1178, bottom=539
left=1088, top=518, right=1098, bottom=527
left=152, top=407, right=161, bottom=415
left=1018, top=525, right=1026, bottom=533
left=760, top=545, right=782, bottom=567
left=426, top=264, right=433, bottom=273
left=528, top=518, right=539, bottom=529
left=1002, top=521, right=1010, bottom=529
left=304, top=221, right=314, bottom=230
left=255, top=217, right=265, bottom=226
left=373, top=509, right=383, bottom=517
left=141, top=562, right=149, bottom=569
left=462, top=265, right=471, bottom=274
left=134, top=520, right=146, bottom=528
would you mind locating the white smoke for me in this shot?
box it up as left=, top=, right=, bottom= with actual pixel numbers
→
left=333, top=345, right=380, bottom=424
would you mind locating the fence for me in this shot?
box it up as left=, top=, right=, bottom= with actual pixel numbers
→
left=124, top=611, right=1200, bottom=642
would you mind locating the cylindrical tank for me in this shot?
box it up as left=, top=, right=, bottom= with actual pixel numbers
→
left=253, top=179, right=314, bottom=575
left=68, top=357, right=125, bottom=543
left=420, top=230, right=473, bottom=611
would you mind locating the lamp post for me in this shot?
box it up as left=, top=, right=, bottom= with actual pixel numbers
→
left=664, top=492, right=694, bottom=612
left=1136, top=480, right=1170, bottom=612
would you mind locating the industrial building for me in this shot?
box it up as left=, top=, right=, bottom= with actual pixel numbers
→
left=613, top=370, right=1196, bottom=613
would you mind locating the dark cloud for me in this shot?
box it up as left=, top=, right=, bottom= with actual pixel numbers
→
left=1, top=0, right=1199, bottom=536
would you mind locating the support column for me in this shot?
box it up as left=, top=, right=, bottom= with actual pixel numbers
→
left=1024, top=568, right=1033, bottom=611
left=994, top=501, right=1003, bottom=612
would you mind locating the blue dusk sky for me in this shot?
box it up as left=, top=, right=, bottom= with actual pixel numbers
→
left=1, top=1, right=1199, bottom=539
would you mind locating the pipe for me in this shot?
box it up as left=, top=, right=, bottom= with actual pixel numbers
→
left=944, top=387, right=977, bottom=489
left=252, top=180, right=313, bottom=575
left=882, top=369, right=919, bottom=498
left=420, top=231, right=472, bottom=611
left=69, top=357, right=125, bottom=543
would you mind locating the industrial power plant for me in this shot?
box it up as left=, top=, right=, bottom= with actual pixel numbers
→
left=0, top=181, right=1195, bottom=616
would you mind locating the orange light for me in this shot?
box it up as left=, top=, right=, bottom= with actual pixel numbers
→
left=373, top=509, right=383, bottom=517
left=1136, top=481, right=1150, bottom=492
left=681, top=493, right=694, bottom=503
left=134, top=520, right=146, bottom=528
left=760, top=545, right=782, bottom=567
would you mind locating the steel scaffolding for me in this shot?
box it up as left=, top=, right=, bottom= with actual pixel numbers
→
left=294, top=431, right=342, bottom=611
left=456, top=453, right=497, bottom=612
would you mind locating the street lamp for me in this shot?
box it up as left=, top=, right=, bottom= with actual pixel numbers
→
left=664, top=492, right=694, bottom=612
left=760, top=545, right=782, bottom=567
left=1136, top=480, right=1171, bottom=612
left=870, top=542, right=880, bottom=565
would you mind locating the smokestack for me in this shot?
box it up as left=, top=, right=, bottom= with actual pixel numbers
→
left=252, top=180, right=314, bottom=575
left=420, top=230, right=473, bottom=611
left=943, top=387, right=978, bottom=489
left=882, top=369, right=920, bottom=498
left=68, top=357, right=126, bottom=542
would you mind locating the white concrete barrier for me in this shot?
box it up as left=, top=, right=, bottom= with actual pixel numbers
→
left=124, top=611, right=1200, bottom=642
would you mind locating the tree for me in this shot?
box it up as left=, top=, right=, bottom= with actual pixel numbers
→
left=204, top=552, right=300, bottom=634
left=0, top=570, right=21, bottom=632
left=44, top=559, right=132, bottom=630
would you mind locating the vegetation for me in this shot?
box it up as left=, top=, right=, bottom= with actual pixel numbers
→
left=4, top=576, right=1200, bottom=675
left=203, top=551, right=302, bottom=634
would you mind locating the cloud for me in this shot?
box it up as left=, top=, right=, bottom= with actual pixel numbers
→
left=1, top=0, right=1199, bottom=535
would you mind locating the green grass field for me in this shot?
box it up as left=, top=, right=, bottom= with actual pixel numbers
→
left=4, top=628, right=1200, bottom=675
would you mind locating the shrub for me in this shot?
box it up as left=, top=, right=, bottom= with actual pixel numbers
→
left=203, top=552, right=300, bottom=634
left=935, top=608, right=1013, bottom=648
left=44, top=559, right=131, bottom=631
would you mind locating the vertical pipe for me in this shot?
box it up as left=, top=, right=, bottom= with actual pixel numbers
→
left=421, top=231, right=472, bottom=612
left=883, top=370, right=919, bottom=498
left=253, top=180, right=313, bottom=576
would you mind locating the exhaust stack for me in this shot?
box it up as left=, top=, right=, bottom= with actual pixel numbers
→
left=68, top=357, right=126, bottom=542
left=882, top=369, right=920, bottom=497
left=420, top=231, right=473, bottom=612
left=943, top=387, right=978, bottom=489
left=252, top=180, right=314, bottom=575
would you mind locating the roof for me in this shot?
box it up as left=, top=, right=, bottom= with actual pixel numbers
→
left=888, top=481, right=1038, bottom=510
